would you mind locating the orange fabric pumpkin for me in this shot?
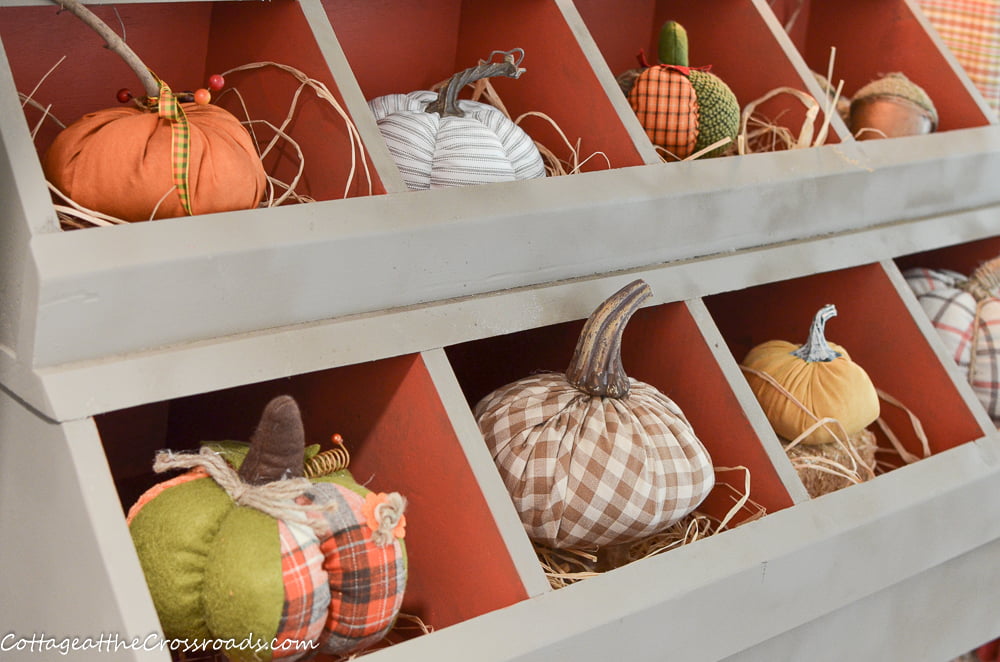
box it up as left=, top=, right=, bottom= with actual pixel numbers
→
left=43, top=103, right=267, bottom=222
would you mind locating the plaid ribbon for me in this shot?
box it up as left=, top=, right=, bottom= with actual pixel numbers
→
left=476, top=373, right=715, bottom=548
left=153, top=79, right=194, bottom=215
left=628, top=66, right=700, bottom=159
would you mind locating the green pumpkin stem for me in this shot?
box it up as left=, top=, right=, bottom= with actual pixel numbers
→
left=425, top=49, right=526, bottom=118
left=565, top=279, right=652, bottom=398
left=50, top=0, right=160, bottom=99
left=238, top=395, right=306, bottom=486
left=790, top=304, right=843, bottom=363
left=961, top=257, right=1000, bottom=301
left=658, top=21, right=689, bottom=67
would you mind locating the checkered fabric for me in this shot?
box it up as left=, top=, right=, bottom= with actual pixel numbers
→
left=475, top=373, right=715, bottom=549
left=904, top=267, right=1000, bottom=424
left=155, top=80, right=193, bottom=215
left=918, top=0, right=1000, bottom=118
left=273, top=520, right=330, bottom=661
left=627, top=66, right=699, bottom=159
left=369, top=90, right=546, bottom=190
left=307, top=482, right=406, bottom=655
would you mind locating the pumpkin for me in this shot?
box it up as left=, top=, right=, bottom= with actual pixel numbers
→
left=904, top=258, right=1000, bottom=425
left=617, top=21, right=740, bottom=159
left=848, top=72, right=937, bottom=140
left=42, top=0, right=266, bottom=222
left=368, top=49, right=546, bottom=190
left=474, top=279, right=715, bottom=559
left=741, top=304, right=880, bottom=446
left=127, top=395, right=407, bottom=661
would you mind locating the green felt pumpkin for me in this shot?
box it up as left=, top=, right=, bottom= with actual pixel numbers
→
left=127, top=396, right=407, bottom=661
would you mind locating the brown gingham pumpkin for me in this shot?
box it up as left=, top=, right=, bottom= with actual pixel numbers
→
left=127, top=396, right=407, bottom=661
left=474, top=280, right=714, bottom=554
left=905, top=258, right=1000, bottom=425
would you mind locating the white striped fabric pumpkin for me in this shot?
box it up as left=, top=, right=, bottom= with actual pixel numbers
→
left=368, top=50, right=545, bottom=191
left=904, top=259, right=1000, bottom=425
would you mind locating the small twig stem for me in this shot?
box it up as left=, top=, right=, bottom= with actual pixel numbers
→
left=790, top=304, right=842, bottom=363
left=425, top=49, right=525, bottom=118
left=51, top=0, right=159, bottom=98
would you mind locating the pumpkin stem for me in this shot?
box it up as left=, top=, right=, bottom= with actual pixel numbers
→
left=565, top=279, right=652, bottom=398
left=425, top=49, right=526, bottom=118
left=658, top=21, right=689, bottom=67
left=961, top=257, right=1000, bottom=301
left=790, top=304, right=843, bottom=363
left=239, top=395, right=306, bottom=486
left=51, top=0, right=160, bottom=100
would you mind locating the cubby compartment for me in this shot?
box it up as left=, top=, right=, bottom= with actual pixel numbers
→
left=321, top=0, right=647, bottom=174
left=93, top=352, right=532, bottom=650
left=574, top=0, right=846, bottom=153
left=445, top=296, right=797, bottom=542
left=0, top=0, right=384, bottom=224
left=704, top=261, right=988, bottom=479
left=771, top=0, right=993, bottom=133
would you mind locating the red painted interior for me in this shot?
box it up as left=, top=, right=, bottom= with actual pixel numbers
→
left=0, top=1, right=384, bottom=206
left=446, top=299, right=796, bottom=532
left=896, top=236, right=1000, bottom=276
left=704, top=263, right=986, bottom=467
left=797, top=0, right=990, bottom=132
left=322, top=0, right=645, bottom=172
left=575, top=0, right=842, bottom=149
left=96, top=353, right=528, bottom=643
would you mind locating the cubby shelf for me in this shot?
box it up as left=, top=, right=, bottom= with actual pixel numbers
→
left=2, top=0, right=1000, bottom=661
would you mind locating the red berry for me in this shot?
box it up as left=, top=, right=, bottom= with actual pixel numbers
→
left=208, top=74, right=225, bottom=91
left=116, top=88, right=133, bottom=103
left=193, top=88, right=211, bottom=105
left=331, top=433, right=344, bottom=445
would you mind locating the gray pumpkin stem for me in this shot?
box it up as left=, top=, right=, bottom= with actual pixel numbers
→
left=790, top=304, right=843, bottom=363
left=51, top=0, right=160, bottom=99
left=961, top=257, right=1000, bottom=301
left=239, top=395, right=306, bottom=486
left=566, top=279, right=652, bottom=398
left=425, top=48, right=526, bottom=118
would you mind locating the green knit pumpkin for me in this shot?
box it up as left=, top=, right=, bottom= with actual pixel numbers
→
left=618, top=21, right=740, bottom=159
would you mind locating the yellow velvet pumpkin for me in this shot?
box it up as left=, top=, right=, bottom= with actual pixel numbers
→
left=741, top=304, right=879, bottom=446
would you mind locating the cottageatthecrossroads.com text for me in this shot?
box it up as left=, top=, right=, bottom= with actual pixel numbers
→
left=1, top=632, right=319, bottom=656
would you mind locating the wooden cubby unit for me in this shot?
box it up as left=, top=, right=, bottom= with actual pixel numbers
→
left=3, top=0, right=1000, bottom=660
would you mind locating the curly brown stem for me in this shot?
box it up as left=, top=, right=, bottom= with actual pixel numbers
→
left=51, top=0, right=159, bottom=99
left=565, top=279, right=652, bottom=399
left=425, top=49, right=525, bottom=118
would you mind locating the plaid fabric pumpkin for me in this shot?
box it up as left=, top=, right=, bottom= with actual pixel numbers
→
left=475, top=280, right=714, bottom=549
left=628, top=66, right=700, bottom=159
left=127, top=397, right=407, bottom=661
left=368, top=50, right=545, bottom=190
left=905, top=262, right=1000, bottom=424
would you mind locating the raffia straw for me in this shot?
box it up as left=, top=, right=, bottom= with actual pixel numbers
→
left=535, top=466, right=763, bottom=589
left=221, top=61, right=372, bottom=200
left=335, top=613, right=434, bottom=660
left=874, top=388, right=931, bottom=463
left=457, top=74, right=610, bottom=175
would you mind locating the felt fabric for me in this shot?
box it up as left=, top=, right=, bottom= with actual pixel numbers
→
left=475, top=373, right=715, bottom=549
left=742, top=341, right=881, bottom=446
left=628, top=66, right=699, bottom=159
left=368, top=90, right=546, bottom=190
left=43, top=103, right=266, bottom=222
left=128, top=442, right=407, bottom=659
